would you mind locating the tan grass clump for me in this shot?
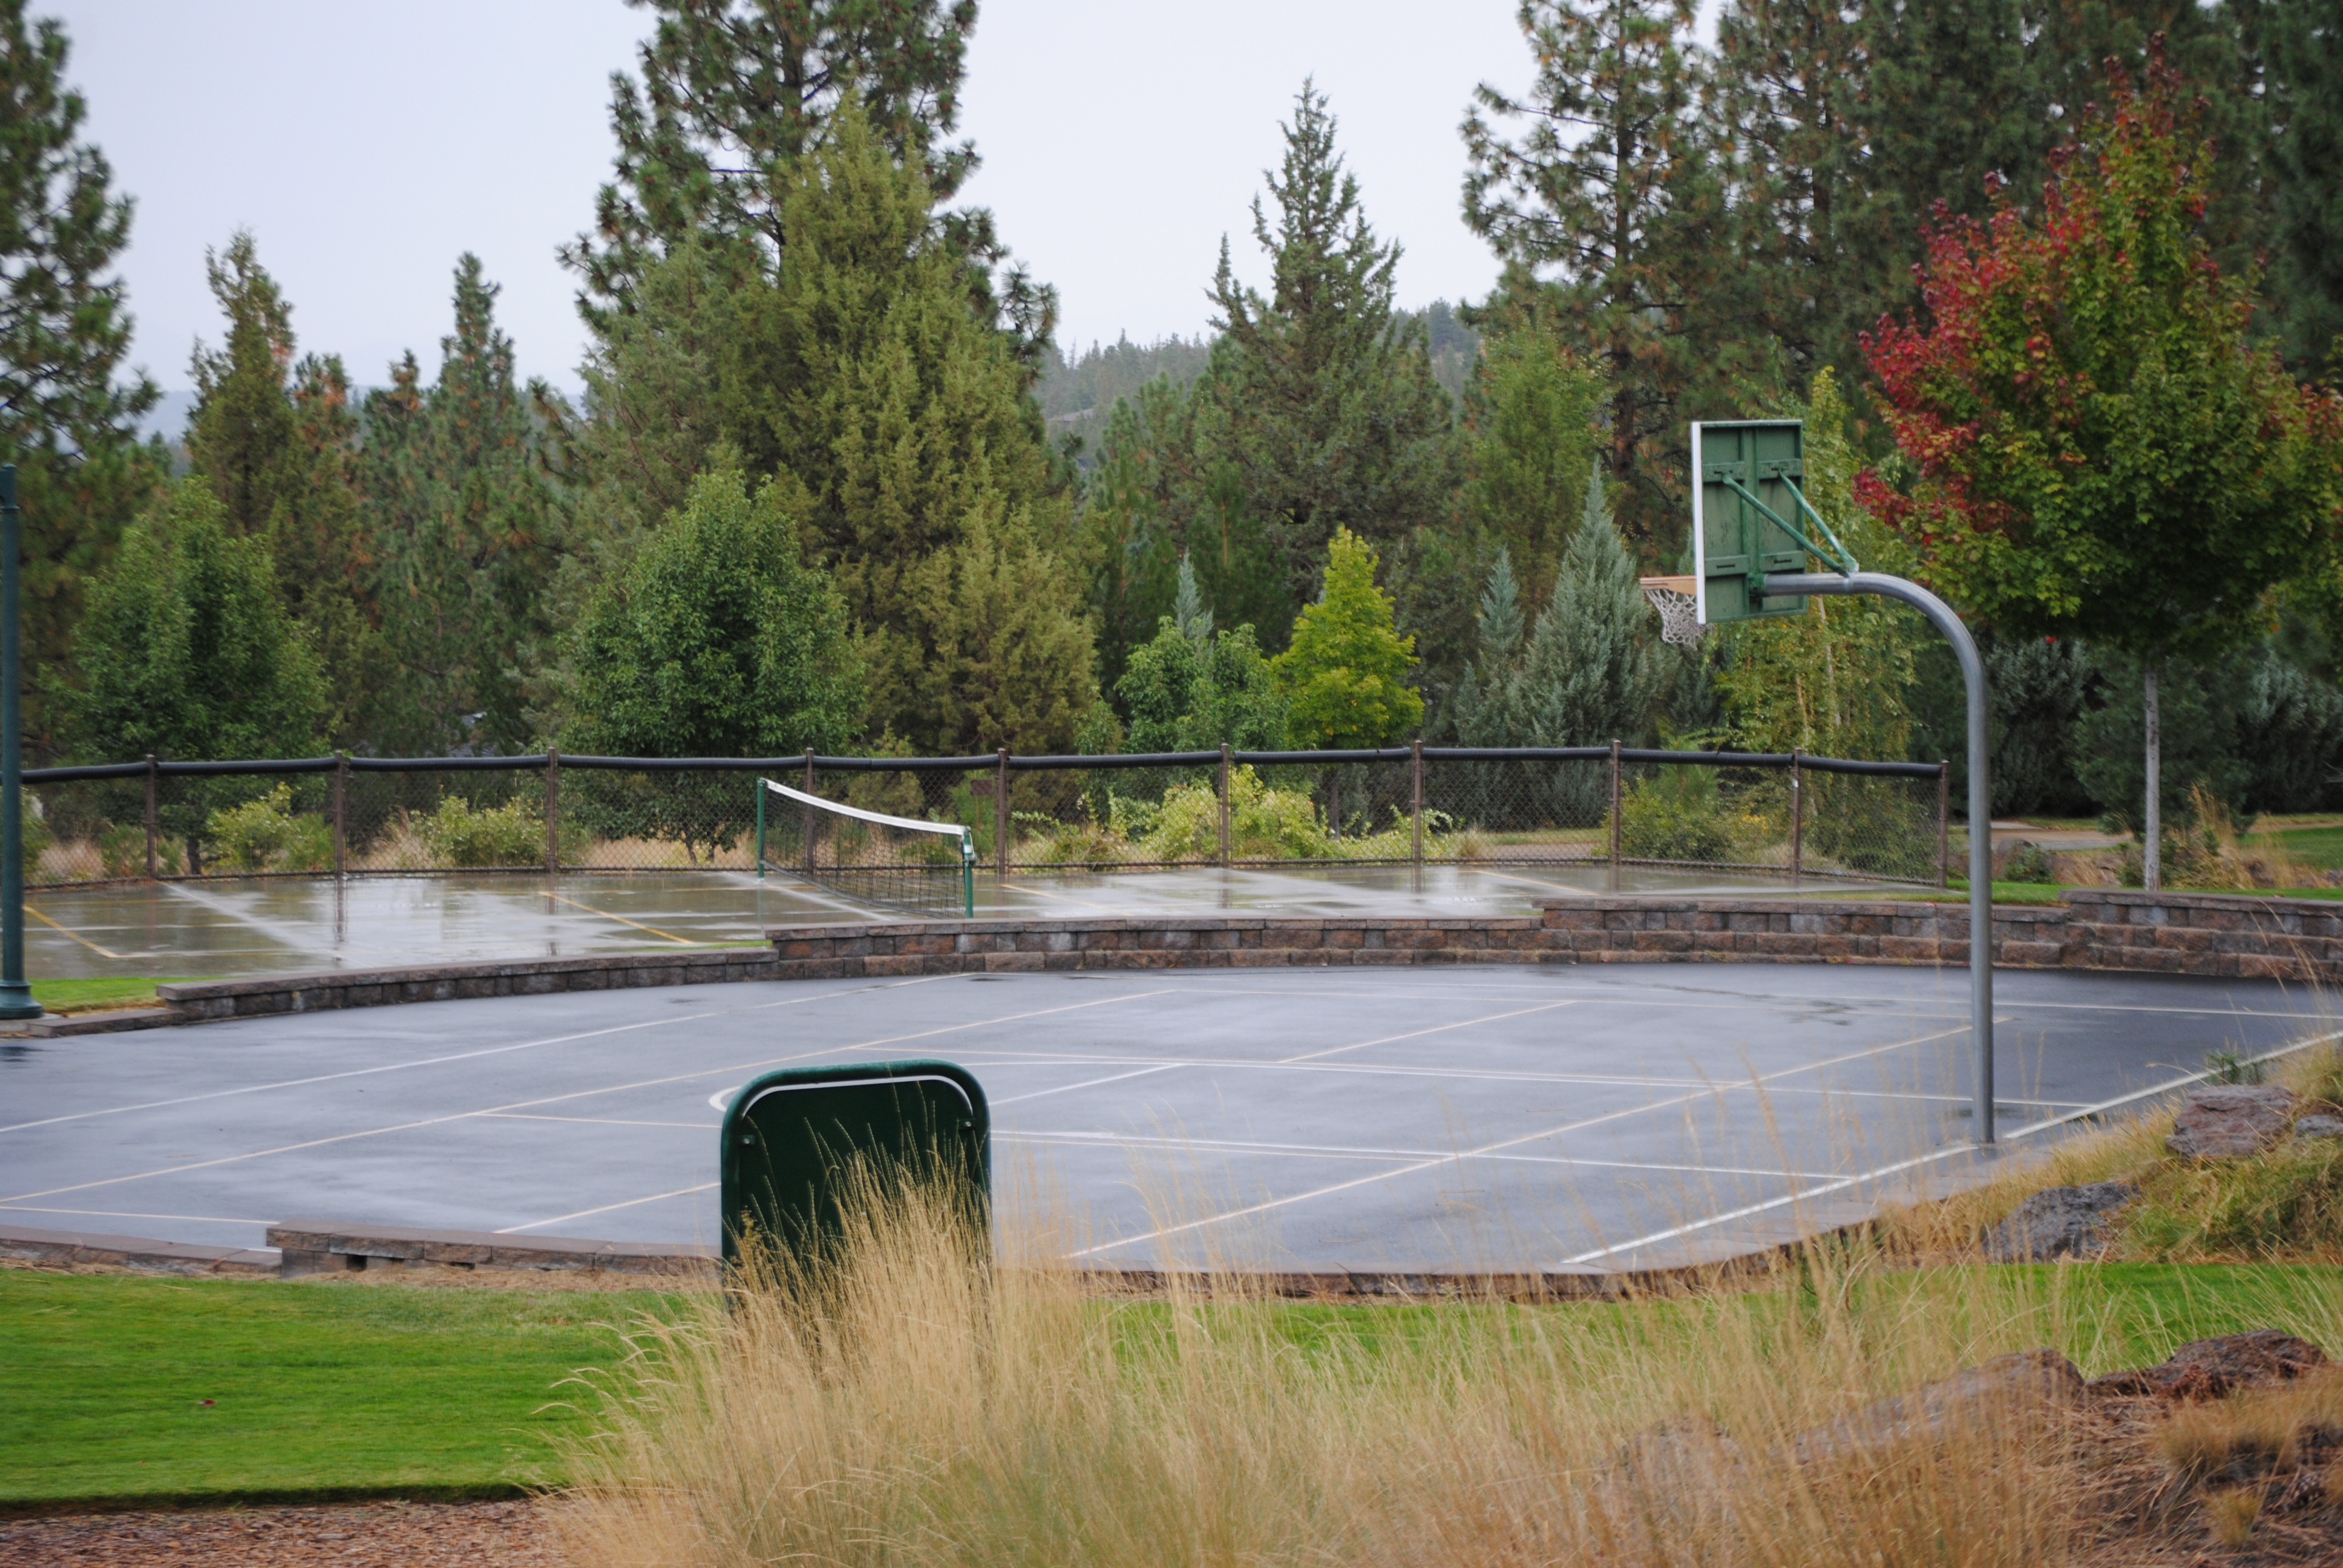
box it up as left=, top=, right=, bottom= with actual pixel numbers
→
left=552, top=1180, right=2140, bottom=1568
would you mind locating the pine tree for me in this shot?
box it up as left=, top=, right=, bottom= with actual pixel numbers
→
left=1459, top=314, right=1604, bottom=609
left=1207, top=83, right=1461, bottom=596
left=183, top=233, right=378, bottom=745
left=563, top=0, right=977, bottom=324
left=0, top=1, right=165, bottom=753
left=713, top=97, right=1093, bottom=752
left=2267, top=0, right=2343, bottom=373
left=1464, top=0, right=1724, bottom=547
left=360, top=256, right=557, bottom=756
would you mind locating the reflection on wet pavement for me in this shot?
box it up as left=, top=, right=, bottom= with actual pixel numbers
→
left=21, top=863, right=1915, bottom=979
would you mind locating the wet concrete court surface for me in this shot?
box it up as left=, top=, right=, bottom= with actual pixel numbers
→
left=2, top=965, right=2327, bottom=1273
left=21, top=863, right=1918, bottom=981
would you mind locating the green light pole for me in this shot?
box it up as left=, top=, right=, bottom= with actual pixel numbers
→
left=1, top=466, right=42, bottom=1019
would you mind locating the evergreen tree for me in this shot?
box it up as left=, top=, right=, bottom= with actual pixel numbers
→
left=2267, top=0, right=2343, bottom=373
left=359, top=256, right=557, bottom=755
left=1516, top=466, right=1663, bottom=757
left=1464, top=0, right=1724, bottom=547
left=719, top=98, right=1093, bottom=753
left=0, top=1, right=163, bottom=753
left=1459, top=313, right=1604, bottom=610
left=65, top=480, right=324, bottom=768
left=184, top=233, right=378, bottom=745
left=1272, top=528, right=1423, bottom=749
left=1207, top=83, right=1461, bottom=596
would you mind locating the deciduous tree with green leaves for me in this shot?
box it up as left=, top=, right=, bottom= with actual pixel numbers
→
left=1272, top=528, right=1423, bottom=750
left=63, top=482, right=324, bottom=864
left=1115, top=557, right=1287, bottom=754
left=1860, top=56, right=2343, bottom=888
left=563, top=467, right=860, bottom=853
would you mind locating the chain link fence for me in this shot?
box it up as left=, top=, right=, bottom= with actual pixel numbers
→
left=22, top=748, right=1948, bottom=893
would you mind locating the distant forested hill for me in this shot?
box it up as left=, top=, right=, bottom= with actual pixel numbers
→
left=1038, top=304, right=1477, bottom=460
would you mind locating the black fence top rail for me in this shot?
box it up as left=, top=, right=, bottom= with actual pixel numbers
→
left=28, top=746, right=1946, bottom=784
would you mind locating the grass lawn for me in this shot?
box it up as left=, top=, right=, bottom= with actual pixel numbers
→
left=0, top=1271, right=683, bottom=1508
left=27, top=977, right=211, bottom=1014
left=7, top=1261, right=2340, bottom=1509
left=2248, top=822, right=2343, bottom=871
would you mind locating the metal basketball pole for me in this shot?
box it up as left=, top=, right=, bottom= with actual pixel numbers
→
left=1, top=466, right=42, bottom=1020
left=1768, top=571, right=1992, bottom=1143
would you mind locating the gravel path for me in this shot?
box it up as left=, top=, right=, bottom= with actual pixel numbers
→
left=0, top=1500, right=565, bottom=1566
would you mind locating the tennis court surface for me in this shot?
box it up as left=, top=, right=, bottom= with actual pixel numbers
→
left=2, top=964, right=2325, bottom=1273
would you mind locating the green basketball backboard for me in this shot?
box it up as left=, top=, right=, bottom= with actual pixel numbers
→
left=718, top=1059, right=989, bottom=1269
left=1691, top=420, right=1855, bottom=625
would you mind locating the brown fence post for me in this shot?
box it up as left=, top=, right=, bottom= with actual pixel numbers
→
left=143, top=754, right=158, bottom=881
left=1411, top=739, right=1424, bottom=869
left=332, top=751, right=347, bottom=880
left=1608, top=739, right=1622, bottom=890
left=1218, top=743, right=1231, bottom=867
left=544, top=747, right=561, bottom=878
left=1789, top=748, right=1804, bottom=886
left=803, top=750, right=816, bottom=874
left=996, top=746, right=1009, bottom=880
left=1938, top=760, right=1951, bottom=889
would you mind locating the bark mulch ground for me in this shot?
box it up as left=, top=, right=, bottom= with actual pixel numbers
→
left=0, top=1499, right=565, bottom=1567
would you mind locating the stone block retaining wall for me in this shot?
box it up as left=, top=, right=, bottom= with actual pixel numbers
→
left=766, top=890, right=2343, bottom=985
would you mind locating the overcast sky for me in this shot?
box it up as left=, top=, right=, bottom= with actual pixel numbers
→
left=50, top=1, right=1539, bottom=407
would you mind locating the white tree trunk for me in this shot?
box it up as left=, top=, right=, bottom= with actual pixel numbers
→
left=2143, top=664, right=2161, bottom=893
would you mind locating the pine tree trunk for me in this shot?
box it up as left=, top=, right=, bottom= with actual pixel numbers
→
left=2143, top=664, right=2161, bottom=893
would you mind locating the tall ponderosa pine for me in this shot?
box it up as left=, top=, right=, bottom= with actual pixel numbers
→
left=1464, top=0, right=1722, bottom=547
left=359, top=256, right=557, bottom=755
left=0, top=2, right=163, bottom=753
left=714, top=98, right=1093, bottom=753
left=1207, top=83, right=1461, bottom=601
left=184, top=234, right=376, bottom=745
left=2267, top=0, right=2343, bottom=374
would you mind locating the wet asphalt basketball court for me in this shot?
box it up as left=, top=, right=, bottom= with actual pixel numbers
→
left=3, top=959, right=2328, bottom=1273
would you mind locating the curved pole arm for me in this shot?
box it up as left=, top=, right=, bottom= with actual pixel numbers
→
left=1765, top=572, right=1995, bottom=1144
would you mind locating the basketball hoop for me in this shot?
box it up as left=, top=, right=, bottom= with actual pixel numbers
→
left=1639, top=576, right=1705, bottom=646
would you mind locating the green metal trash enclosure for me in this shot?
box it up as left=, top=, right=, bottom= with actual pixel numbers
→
left=718, top=1059, right=990, bottom=1269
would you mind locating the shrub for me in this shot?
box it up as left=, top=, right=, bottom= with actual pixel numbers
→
left=2002, top=841, right=2057, bottom=884
left=1619, top=768, right=1748, bottom=863
left=417, top=797, right=545, bottom=868
left=1141, top=765, right=1332, bottom=862
left=97, top=823, right=182, bottom=878
left=205, top=784, right=333, bottom=874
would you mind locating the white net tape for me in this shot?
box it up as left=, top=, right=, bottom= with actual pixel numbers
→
left=1640, top=581, right=1706, bottom=646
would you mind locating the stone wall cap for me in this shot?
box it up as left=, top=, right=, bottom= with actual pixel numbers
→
left=163, top=947, right=767, bottom=1001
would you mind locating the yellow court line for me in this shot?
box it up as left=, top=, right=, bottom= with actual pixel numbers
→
left=546, top=890, right=694, bottom=945
left=22, top=904, right=125, bottom=961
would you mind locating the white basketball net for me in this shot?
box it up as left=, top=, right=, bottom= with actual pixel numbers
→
left=1640, top=581, right=1706, bottom=646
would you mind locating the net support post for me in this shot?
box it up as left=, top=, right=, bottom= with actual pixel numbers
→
left=1410, top=740, right=1424, bottom=869
left=0, top=466, right=35, bottom=1018
left=1938, top=762, right=1951, bottom=889
left=1608, top=740, right=1622, bottom=892
left=755, top=776, right=767, bottom=879
left=332, top=751, right=348, bottom=881
left=143, top=754, right=159, bottom=882
left=543, top=748, right=561, bottom=879
left=802, top=751, right=815, bottom=875
left=1767, top=572, right=1994, bottom=1145
left=1218, top=744, right=1231, bottom=867
left=995, top=748, right=1009, bottom=880
left=1789, top=749, right=1803, bottom=887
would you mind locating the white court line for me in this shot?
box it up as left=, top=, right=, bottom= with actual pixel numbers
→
left=0, top=972, right=963, bottom=1137
left=0, top=989, right=1178, bottom=1206
left=1277, top=1001, right=1579, bottom=1063
left=1559, top=1028, right=2343, bottom=1268
left=1000, top=1129, right=1840, bottom=1181
left=1, top=1204, right=280, bottom=1227
left=990, top=1063, right=1186, bottom=1105
left=499, top=1183, right=716, bottom=1234
left=1067, top=1018, right=1990, bottom=1259
left=482, top=1112, right=719, bottom=1131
